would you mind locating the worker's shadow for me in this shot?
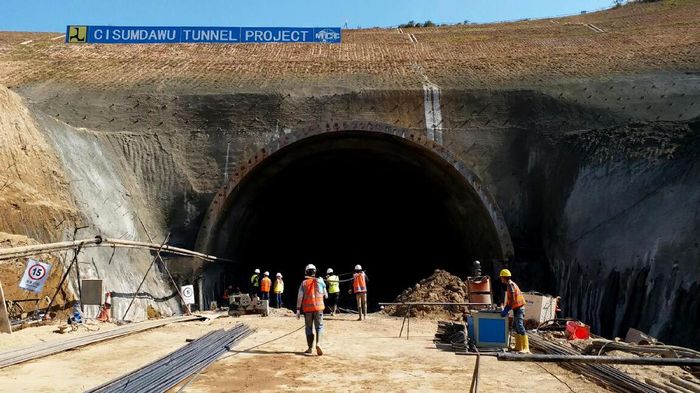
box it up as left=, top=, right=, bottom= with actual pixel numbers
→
left=229, top=349, right=308, bottom=356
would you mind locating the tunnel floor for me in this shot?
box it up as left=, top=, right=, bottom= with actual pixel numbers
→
left=205, top=132, right=506, bottom=308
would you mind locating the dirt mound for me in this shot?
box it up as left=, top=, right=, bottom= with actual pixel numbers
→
left=384, top=269, right=468, bottom=320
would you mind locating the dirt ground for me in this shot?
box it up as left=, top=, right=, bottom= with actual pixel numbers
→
left=0, top=312, right=606, bottom=392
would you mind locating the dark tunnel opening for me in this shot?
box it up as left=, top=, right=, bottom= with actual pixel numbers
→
left=203, top=131, right=508, bottom=309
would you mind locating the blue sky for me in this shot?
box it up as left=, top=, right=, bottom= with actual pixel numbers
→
left=1, top=0, right=614, bottom=32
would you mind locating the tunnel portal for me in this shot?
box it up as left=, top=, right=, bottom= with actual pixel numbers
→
left=197, top=122, right=512, bottom=308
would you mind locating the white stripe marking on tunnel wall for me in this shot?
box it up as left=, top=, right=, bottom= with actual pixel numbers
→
left=423, top=83, right=443, bottom=144
left=413, top=63, right=443, bottom=145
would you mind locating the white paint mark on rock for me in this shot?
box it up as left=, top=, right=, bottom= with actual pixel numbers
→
left=413, top=63, right=443, bottom=145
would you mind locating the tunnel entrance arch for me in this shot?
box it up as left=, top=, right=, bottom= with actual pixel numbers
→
left=196, top=121, right=513, bottom=307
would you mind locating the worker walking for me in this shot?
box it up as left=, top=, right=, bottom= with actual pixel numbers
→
left=352, top=264, right=368, bottom=321
left=260, top=272, right=271, bottom=300
left=250, top=268, right=260, bottom=298
left=273, top=273, right=284, bottom=308
left=296, top=264, right=328, bottom=355
left=325, top=268, right=340, bottom=316
left=499, top=269, right=529, bottom=353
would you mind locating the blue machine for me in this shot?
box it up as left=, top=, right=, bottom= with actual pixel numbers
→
left=470, top=311, right=509, bottom=348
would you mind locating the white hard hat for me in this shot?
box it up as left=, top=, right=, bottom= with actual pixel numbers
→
left=327, top=268, right=334, bottom=274
left=254, top=268, right=260, bottom=274
left=276, top=272, right=282, bottom=277
left=264, top=271, right=269, bottom=276
left=305, top=264, right=316, bottom=271
left=354, top=264, right=362, bottom=271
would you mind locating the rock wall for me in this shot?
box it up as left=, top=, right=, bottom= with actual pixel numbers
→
left=543, top=121, right=700, bottom=346
left=2, top=71, right=699, bottom=341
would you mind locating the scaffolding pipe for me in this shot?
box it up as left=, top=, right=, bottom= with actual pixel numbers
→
left=0, top=236, right=230, bottom=262
left=497, top=352, right=700, bottom=366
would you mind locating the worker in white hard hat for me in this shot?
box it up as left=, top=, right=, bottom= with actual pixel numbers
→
left=499, top=268, right=529, bottom=353
left=351, top=264, right=368, bottom=320
left=260, top=271, right=272, bottom=300
left=273, top=273, right=284, bottom=308
left=250, top=268, right=261, bottom=298
left=325, top=268, right=340, bottom=316
left=296, top=264, right=328, bottom=355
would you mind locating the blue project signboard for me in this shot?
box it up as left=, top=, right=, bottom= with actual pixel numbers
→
left=66, top=26, right=341, bottom=44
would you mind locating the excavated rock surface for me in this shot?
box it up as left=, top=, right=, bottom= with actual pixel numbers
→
left=384, top=269, right=469, bottom=320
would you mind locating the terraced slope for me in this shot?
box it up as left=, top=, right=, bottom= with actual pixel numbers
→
left=0, top=1, right=698, bottom=91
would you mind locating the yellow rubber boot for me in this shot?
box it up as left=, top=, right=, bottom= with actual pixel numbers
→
left=519, top=334, right=531, bottom=354
left=512, top=334, right=522, bottom=352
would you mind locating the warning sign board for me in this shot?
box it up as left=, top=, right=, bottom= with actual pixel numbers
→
left=19, top=259, right=52, bottom=293
left=181, top=285, right=195, bottom=305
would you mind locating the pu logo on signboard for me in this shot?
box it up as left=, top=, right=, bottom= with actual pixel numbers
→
left=315, top=29, right=340, bottom=43
left=68, top=26, right=87, bottom=43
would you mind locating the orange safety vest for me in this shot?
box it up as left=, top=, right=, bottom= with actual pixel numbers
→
left=301, top=278, right=325, bottom=313
left=260, top=277, right=271, bottom=293
left=353, top=272, right=367, bottom=294
left=506, top=280, right=525, bottom=310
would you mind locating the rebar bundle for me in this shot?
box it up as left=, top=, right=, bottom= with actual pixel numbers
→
left=528, top=333, right=662, bottom=393
left=86, top=324, right=253, bottom=393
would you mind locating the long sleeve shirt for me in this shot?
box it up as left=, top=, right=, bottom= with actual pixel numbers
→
left=296, top=276, right=328, bottom=309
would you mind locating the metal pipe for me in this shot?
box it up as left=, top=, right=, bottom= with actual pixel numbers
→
left=379, top=302, right=491, bottom=306
left=497, top=352, right=700, bottom=366
left=120, top=234, right=170, bottom=321
left=0, top=236, right=230, bottom=262
left=102, top=238, right=231, bottom=262
left=0, top=238, right=101, bottom=260
left=43, top=243, right=83, bottom=318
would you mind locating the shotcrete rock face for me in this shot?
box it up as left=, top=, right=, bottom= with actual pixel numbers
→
left=201, top=131, right=508, bottom=305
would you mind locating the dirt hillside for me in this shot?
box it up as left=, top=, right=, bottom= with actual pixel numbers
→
left=0, top=85, right=78, bottom=241
left=0, top=1, right=698, bottom=91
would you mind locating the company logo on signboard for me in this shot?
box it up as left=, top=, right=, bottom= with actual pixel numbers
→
left=67, top=26, right=87, bottom=43
left=315, top=29, right=340, bottom=43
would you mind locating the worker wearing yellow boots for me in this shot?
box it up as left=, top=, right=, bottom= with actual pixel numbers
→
left=499, top=269, right=530, bottom=353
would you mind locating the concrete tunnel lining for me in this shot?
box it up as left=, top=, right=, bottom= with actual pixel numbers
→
left=196, top=121, right=513, bottom=306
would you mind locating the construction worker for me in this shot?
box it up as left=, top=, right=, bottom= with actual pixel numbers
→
left=273, top=273, right=284, bottom=308
left=223, top=285, right=233, bottom=306
left=352, top=264, right=368, bottom=320
left=325, top=268, right=340, bottom=316
left=296, top=264, right=328, bottom=355
left=260, top=271, right=271, bottom=300
left=250, top=268, right=260, bottom=298
left=499, top=269, right=529, bottom=353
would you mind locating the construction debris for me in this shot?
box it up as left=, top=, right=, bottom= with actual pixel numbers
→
left=384, top=270, right=469, bottom=319
left=86, top=324, right=253, bottom=393
left=0, top=315, right=204, bottom=369
left=434, top=321, right=468, bottom=352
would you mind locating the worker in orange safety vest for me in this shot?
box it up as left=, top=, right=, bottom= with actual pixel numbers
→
left=260, top=272, right=272, bottom=300
left=296, top=264, right=328, bottom=355
left=351, top=264, right=368, bottom=321
left=499, top=269, right=529, bottom=353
